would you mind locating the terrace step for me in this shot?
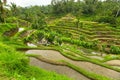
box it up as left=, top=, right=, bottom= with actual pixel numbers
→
left=91, top=35, right=120, bottom=39
left=51, top=26, right=120, bottom=36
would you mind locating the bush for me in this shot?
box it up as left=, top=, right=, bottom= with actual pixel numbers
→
left=96, top=16, right=116, bottom=25
left=110, top=46, right=120, bottom=54
left=56, top=38, right=62, bottom=45
left=79, top=35, right=86, bottom=41
left=32, top=16, right=47, bottom=30
left=45, top=32, right=56, bottom=44
left=23, top=30, right=46, bottom=44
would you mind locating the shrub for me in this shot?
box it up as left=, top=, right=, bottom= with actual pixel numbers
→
left=79, top=35, right=86, bottom=41
left=96, top=16, right=116, bottom=25
left=56, top=38, right=62, bottom=45
left=110, top=46, right=120, bottom=54
left=23, top=30, right=46, bottom=44
left=45, top=32, right=56, bottom=44
left=31, top=16, right=47, bottom=30
left=35, top=31, right=45, bottom=41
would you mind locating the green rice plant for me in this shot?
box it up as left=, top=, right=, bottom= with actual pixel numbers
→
left=0, top=43, right=29, bottom=73
left=110, top=46, right=120, bottom=54
left=0, top=23, right=17, bottom=36
left=0, top=42, right=15, bottom=53
left=61, top=37, right=97, bottom=49
left=63, top=61, right=113, bottom=80
left=103, top=55, right=120, bottom=62
left=0, top=42, right=72, bottom=80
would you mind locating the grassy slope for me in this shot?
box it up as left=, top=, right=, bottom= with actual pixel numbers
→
left=0, top=41, right=72, bottom=80
left=25, top=45, right=113, bottom=80
left=2, top=15, right=120, bottom=80
left=0, top=21, right=72, bottom=80
left=49, top=15, right=120, bottom=48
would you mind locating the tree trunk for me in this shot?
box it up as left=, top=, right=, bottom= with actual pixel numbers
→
left=115, top=8, right=120, bottom=17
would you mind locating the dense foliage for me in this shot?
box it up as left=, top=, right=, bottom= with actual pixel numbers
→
left=7, top=0, right=120, bottom=54
left=2, top=0, right=118, bottom=27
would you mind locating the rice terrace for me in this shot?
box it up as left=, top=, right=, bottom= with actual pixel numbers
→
left=0, top=0, right=120, bottom=80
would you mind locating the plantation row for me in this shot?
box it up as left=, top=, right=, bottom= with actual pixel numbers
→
left=49, top=18, right=120, bottom=48
left=51, top=26, right=120, bottom=45
left=52, top=26, right=120, bottom=39
left=50, top=24, right=120, bottom=36
left=51, top=23, right=120, bottom=35
left=23, top=29, right=120, bottom=54
left=61, top=37, right=120, bottom=54
left=53, top=18, right=120, bottom=33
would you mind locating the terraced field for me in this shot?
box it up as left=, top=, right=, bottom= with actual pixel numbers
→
left=49, top=17, right=120, bottom=47
left=17, top=15, right=120, bottom=80
left=25, top=45, right=120, bottom=80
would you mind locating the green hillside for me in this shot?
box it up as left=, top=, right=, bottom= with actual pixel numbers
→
left=1, top=0, right=120, bottom=80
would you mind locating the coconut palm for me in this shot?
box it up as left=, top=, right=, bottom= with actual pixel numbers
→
left=3, top=0, right=7, bottom=5
left=10, top=3, right=17, bottom=16
left=0, top=0, right=7, bottom=22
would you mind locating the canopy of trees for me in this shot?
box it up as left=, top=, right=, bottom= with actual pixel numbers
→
left=1, top=0, right=120, bottom=27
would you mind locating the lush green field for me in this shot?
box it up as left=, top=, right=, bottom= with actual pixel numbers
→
left=1, top=0, right=120, bottom=80
left=0, top=41, right=72, bottom=80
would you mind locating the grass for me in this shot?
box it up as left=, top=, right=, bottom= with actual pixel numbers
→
left=25, top=46, right=113, bottom=80
left=103, top=54, right=120, bottom=62
left=0, top=23, right=17, bottom=36
left=22, top=44, right=120, bottom=74
left=28, top=54, right=113, bottom=80
left=25, top=48, right=113, bottom=80
left=20, top=45, right=120, bottom=80
left=60, top=44, right=120, bottom=72
left=51, top=25, right=120, bottom=39
left=50, top=19, right=120, bottom=49
left=14, top=66, right=72, bottom=80
left=63, top=61, right=113, bottom=80
left=3, top=15, right=120, bottom=80
left=0, top=42, right=72, bottom=80
left=27, top=54, right=65, bottom=65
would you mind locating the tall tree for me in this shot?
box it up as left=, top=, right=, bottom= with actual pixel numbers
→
left=82, top=0, right=99, bottom=15
left=51, top=0, right=76, bottom=15
left=10, top=3, right=17, bottom=16
left=0, top=0, right=7, bottom=22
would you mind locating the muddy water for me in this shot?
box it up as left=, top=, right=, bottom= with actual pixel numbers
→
left=26, top=50, right=120, bottom=80
left=30, top=58, right=90, bottom=80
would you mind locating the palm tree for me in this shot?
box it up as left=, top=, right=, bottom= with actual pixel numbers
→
left=3, top=0, right=7, bottom=5
left=0, top=0, right=7, bottom=22
left=10, top=3, right=17, bottom=16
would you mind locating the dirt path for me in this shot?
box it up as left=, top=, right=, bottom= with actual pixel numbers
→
left=106, top=60, right=120, bottom=66
left=26, top=50, right=120, bottom=80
